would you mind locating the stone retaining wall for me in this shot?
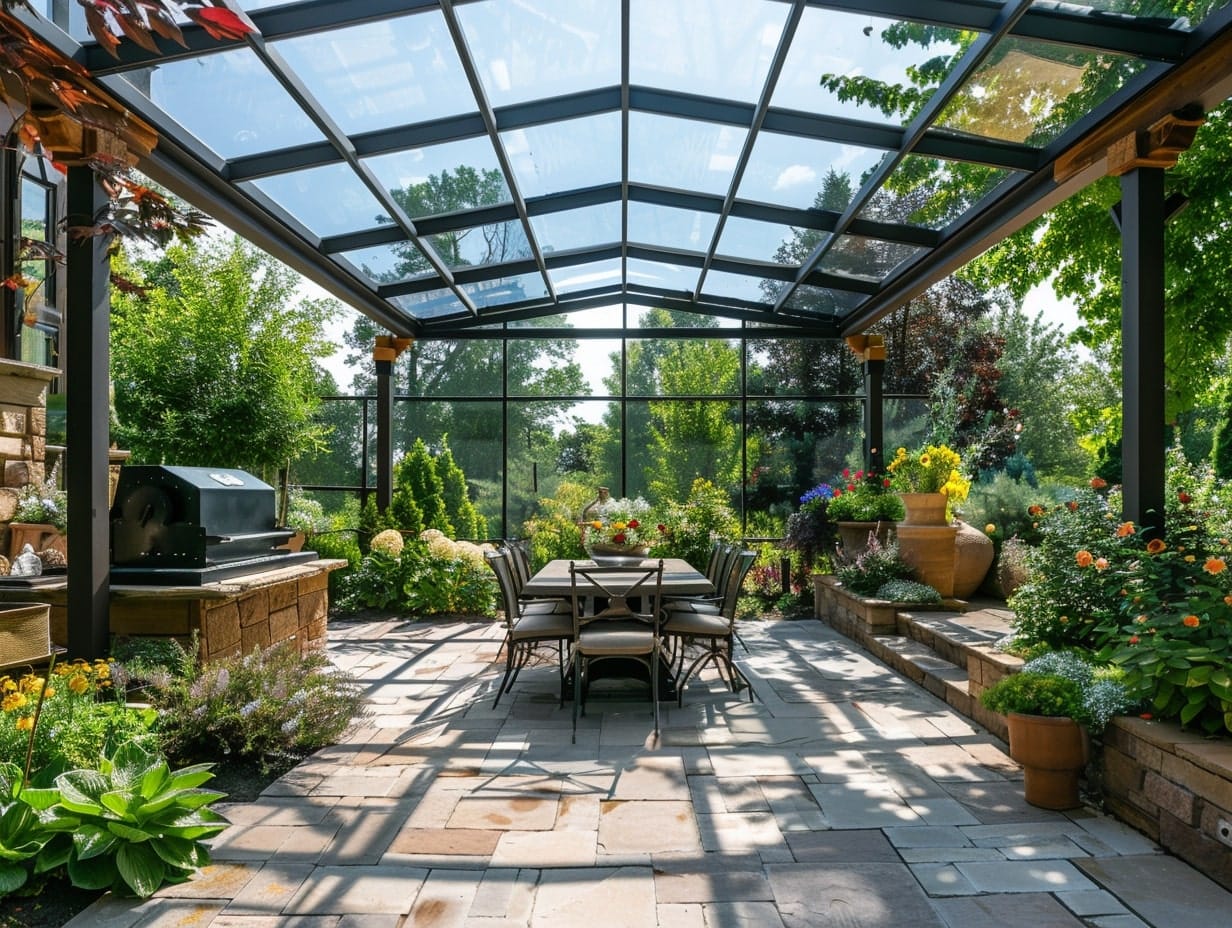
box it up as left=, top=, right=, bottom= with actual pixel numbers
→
left=1102, top=716, right=1232, bottom=891
left=0, top=360, right=56, bottom=532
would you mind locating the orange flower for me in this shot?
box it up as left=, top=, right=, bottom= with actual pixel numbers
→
left=1146, top=539, right=1166, bottom=554
left=1067, top=501, right=1079, bottom=512
left=1116, top=521, right=1135, bottom=537
left=1224, top=594, right=1232, bottom=607
left=1183, top=615, right=1201, bottom=628
left=14, top=716, right=33, bottom=732
left=1027, top=504, right=1043, bottom=516
left=1094, top=557, right=1109, bottom=571
left=1129, top=635, right=1140, bottom=644
left=1075, top=550, right=1094, bottom=567
left=1090, top=476, right=1108, bottom=490
left=1204, top=557, right=1226, bottom=575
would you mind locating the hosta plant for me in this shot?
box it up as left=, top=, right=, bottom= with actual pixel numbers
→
left=55, top=741, right=226, bottom=898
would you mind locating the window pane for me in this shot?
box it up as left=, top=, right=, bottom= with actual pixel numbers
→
left=336, top=242, right=425, bottom=285
left=530, top=202, right=622, bottom=253
left=365, top=137, right=511, bottom=219
left=464, top=273, right=550, bottom=309
left=390, top=286, right=469, bottom=321
left=502, top=113, right=622, bottom=199
left=628, top=113, right=746, bottom=196
left=818, top=234, right=926, bottom=281
left=626, top=339, right=740, bottom=397
left=429, top=220, right=531, bottom=270
left=864, top=157, right=1018, bottom=230
left=700, top=269, right=774, bottom=305
left=746, top=339, right=860, bottom=395
left=626, top=201, right=718, bottom=252
left=548, top=258, right=622, bottom=294
left=244, top=164, right=390, bottom=239
left=626, top=258, right=699, bottom=295
left=403, top=340, right=502, bottom=398
left=625, top=399, right=742, bottom=503
left=738, top=132, right=882, bottom=211
left=746, top=399, right=864, bottom=514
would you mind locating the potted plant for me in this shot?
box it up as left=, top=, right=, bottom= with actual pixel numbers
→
left=825, top=467, right=904, bottom=556
left=9, top=462, right=68, bottom=561
left=283, top=488, right=328, bottom=552
left=980, top=651, right=1131, bottom=809
left=582, top=496, right=657, bottom=565
left=784, top=483, right=840, bottom=575
left=886, top=444, right=971, bottom=597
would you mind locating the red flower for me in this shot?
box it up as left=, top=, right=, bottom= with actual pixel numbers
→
left=1027, top=504, right=1043, bottom=516
left=882, top=478, right=891, bottom=488
left=656, top=524, right=667, bottom=533
left=842, top=468, right=850, bottom=478
left=855, top=470, right=864, bottom=480
left=1067, top=501, right=1079, bottom=512
left=1129, top=635, right=1140, bottom=645
left=1090, top=476, right=1108, bottom=490
left=627, top=519, right=639, bottom=529
left=612, top=532, right=627, bottom=545
left=1178, top=491, right=1192, bottom=504
left=847, top=484, right=856, bottom=492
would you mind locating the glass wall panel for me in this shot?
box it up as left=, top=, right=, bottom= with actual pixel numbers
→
left=745, top=399, right=863, bottom=520
left=885, top=397, right=931, bottom=457
left=625, top=399, right=742, bottom=505
left=505, top=338, right=586, bottom=397
left=625, top=339, right=741, bottom=397
left=746, top=339, right=860, bottom=396
left=395, top=399, right=504, bottom=535
left=404, top=339, right=502, bottom=398
left=295, top=396, right=367, bottom=490
left=628, top=307, right=740, bottom=329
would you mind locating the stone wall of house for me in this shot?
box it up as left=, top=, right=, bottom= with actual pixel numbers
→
left=0, top=359, right=58, bottom=551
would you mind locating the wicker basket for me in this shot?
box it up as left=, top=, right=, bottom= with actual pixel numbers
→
left=0, top=603, right=51, bottom=668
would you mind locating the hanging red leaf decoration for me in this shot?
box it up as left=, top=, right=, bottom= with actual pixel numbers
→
left=185, top=7, right=255, bottom=42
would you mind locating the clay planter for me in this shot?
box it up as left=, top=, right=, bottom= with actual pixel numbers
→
left=952, top=521, right=995, bottom=599
left=896, top=523, right=958, bottom=597
left=1007, top=712, right=1090, bottom=810
left=835, top=521, right=893, bottom=558
left=8, top=523, right=66, bottom=561
left=898, top=492, right=948, bottom=525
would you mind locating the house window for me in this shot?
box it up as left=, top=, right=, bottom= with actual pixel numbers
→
left=17, top=173, right=58, bottom=368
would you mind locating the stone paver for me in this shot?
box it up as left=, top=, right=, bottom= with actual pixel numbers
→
left=71, top=616, right=1232, bottom=927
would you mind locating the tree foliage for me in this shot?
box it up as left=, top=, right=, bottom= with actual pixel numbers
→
left=110, top=236, right=338, bottom=477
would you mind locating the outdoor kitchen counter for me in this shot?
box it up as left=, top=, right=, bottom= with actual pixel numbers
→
left=0, top=559, right=347, bottom=661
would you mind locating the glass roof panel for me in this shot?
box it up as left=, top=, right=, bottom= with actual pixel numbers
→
left=243, top=164, right=390, bottom=239
left=364, top=136, right=511, bottom=220
left=864, top=156, right=1019, bottom=230
left=628, top=113, right=747, bottom=196
left=530, top=202, right=622, bottom=253
left=817, top=234, right=926, bottom=281
left=629, top=0, right=789, bottom=103
left=429, top=221, right=532, bottom=271
left=457, top=0, right=620, bottom=108
left=337, top=242, right=423, bottom=285
left=626, top=258, right=699, bottom=295
left=549, top=259, right=623, bottom=294
left=783, top=286, right=863, bottom=316
left=737, top=132, right=884, bottom=212
left=502, top=113, right=622, bottom=199
left=271, top=11, right=477, bottom=136
left=701, top=269, right=775, bottom=305
left=717, top=216, right=804, bottom=265
left=935, top=36, right=1148, bottom=146
left=1068, top=0, right=1227, bottom=22
left=626, top=202, right=718, bottom=252
left=390, top=287, right=469, bottom=320
left=771, top=8, right=966, bottom=124
left=132, top=47, right=323, bottom=159
left=463, top=273, right=550, bottom=309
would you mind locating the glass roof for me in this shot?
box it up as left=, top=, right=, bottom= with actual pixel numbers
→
left=36, top=0, right=1232, bottom=337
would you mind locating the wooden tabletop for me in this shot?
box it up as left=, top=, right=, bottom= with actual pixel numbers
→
left=521, top=557, right=714, bottom=598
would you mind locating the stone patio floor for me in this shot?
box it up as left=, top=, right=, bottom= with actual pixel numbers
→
left=70, top=615, right=1232, bottom=928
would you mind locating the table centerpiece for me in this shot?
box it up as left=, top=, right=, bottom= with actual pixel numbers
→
left=582, top=495, right=658, bottom=565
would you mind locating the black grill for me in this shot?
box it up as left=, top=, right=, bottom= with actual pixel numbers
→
left=110, top=465, right=317, bottom=585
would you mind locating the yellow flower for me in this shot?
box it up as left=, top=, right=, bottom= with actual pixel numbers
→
left=919, top=453, right=931, bottom=466
left=0, top=678, right=14, bottom=692
left=20, top=676, right=43, bottom=695
left=984, top=523, right=996, bottom=534
left=42, top=687, right=54, bottom=699
left=1, top=693, right=27, bottom=712
left=1184, top=554, right=1196, bottom=563
left=612, top=521, right=627, bottom=531
left=14, top=716, right=33, bottom=732
left=68, top=674, right=89, bottom=695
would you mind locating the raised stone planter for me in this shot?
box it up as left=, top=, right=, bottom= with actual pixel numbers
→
left=813, top=574, right=900, bottom=633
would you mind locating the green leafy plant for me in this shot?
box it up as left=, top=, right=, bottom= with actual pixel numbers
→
left=876, top=579, right=941, bottom=604
left=146, top=642, right=366, bottom=773
left=283, top=488, right=328, bottom=535
left=521, top=481, right=590, bottom=570
left=982, top=651, right=1132, bottom=733
left=336, top=533, right=496, bottom=617
left=54, top=741, right=227, bottom=899
left=981, top=671, right=1086, bottom=721
left=834, top=536, right=916, bottom=597
left=0, top=763, right=75, bottom=896
left=12, top=461, right=67, bottom=533
left=784, top=483, right=839, bottom=574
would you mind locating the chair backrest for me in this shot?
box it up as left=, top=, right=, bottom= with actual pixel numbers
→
left=709, top=542, right=741, bottom=602
left=502, top=539, right=532, bottom=592
left=717, top=550, right=757, bottom=625
left=569, top=560, right=664, bottom=635
left=703, top=540, right=727, bottom=585
left=485, top=549, right=521, bottom=625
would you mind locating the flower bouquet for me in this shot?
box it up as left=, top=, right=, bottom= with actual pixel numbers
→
left=583, top=496, right=656, bottom=564
left=887, top=444, right=970, bottom=522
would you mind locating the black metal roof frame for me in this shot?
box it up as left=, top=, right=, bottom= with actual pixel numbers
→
left=17, top=0, right=1232, bottom=339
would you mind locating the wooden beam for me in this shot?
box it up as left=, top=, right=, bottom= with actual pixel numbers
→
left=1055, top=25, right=1232, bottom=184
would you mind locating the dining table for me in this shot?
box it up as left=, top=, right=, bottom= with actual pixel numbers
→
left=520, top=556, right=715, bottom=701
left=520, top=556, right=715, bottom=600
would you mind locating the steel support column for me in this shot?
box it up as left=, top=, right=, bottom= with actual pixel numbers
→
left=65, top=165, right=111, bottom=659
left=1120, top=166, right=1166, bottom=537
left=375, top=357, right=393, bottom=511
left=864, top=357, right=886, bottom=476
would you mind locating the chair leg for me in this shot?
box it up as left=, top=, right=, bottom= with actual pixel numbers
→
left=651, top=644, right=659, bottom=737
left=493, top=635, right=516, bottom=708
left=556, top=638, right=568, bottom=708
left=571, top=649, right=581, bottom=744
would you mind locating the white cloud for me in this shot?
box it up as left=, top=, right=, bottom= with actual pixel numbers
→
left=774, top=164, right=816, bottom=190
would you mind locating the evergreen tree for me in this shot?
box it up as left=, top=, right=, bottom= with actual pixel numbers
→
left=392, top=438, right=451, bottom=535
left=438, top=436, right=487, bottom=540
left=1211, top=379, right=1232, bottom=479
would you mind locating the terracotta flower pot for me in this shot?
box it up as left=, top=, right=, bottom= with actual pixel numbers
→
left=836, top=521, right=894, bottom=557
left=898, top=492, right=948, bottom=525
left=1006, top=712, right=1090, bottom=810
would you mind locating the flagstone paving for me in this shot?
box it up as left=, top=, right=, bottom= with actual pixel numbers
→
left=68, top=615, right=1232, bottom=927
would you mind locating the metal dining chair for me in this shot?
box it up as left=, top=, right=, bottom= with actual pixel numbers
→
left=568, top=560, right=665, bottom=744
left=485, top=549, right=574, bottom=708
left=663, top=549, right=757, bottom=706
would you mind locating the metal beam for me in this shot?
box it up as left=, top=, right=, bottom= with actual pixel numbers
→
left=1120, top=166, right=1166, bottom=538
left=64, top=166, right=110, bottom=660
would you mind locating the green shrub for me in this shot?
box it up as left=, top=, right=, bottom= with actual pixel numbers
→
left=335, top=535, right=496, bottom=616
left=980, top=671, right=1086, bottom=720
left=110, top=636, right=195, bottom=685
left=876, top=579, right=941, bottom=603
left=146, top=642, right=366, bottom=773
left=959, top=472, right=1052, bottom=555
left=521, top=481, right=590, bottom=570
left=825, top=469, right=904, bottom=522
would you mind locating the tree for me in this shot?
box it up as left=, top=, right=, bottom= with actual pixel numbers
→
left=438, top=436, right=487, bottom=540
left=1211, top=376, right=1232, bottom=479
left=391, top=438, right=449, bottom=536
left=110, top=236, right=338, bottom=479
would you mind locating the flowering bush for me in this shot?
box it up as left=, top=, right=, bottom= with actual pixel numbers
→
left=834, top=535, right=916, bottom=597
left=583, top=496, right=655, bottom=548
left=876, top=579, right=942, bottom=604
left=147, top=642, right=366, bottom=772
left=784, top=482, right=839, bottom=572
left=824, top=467, right=904, bottom=522
left=887, top=444, right=970, bottom=504
left=654, top=479, right=740, bottom=567
left=13, top=461, right=67, bottom=532
left=370, top=528, right=405, bottom=557
left=0, top=658, right=157, bottom=774
left=337, top=533, right=496, bottom=616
